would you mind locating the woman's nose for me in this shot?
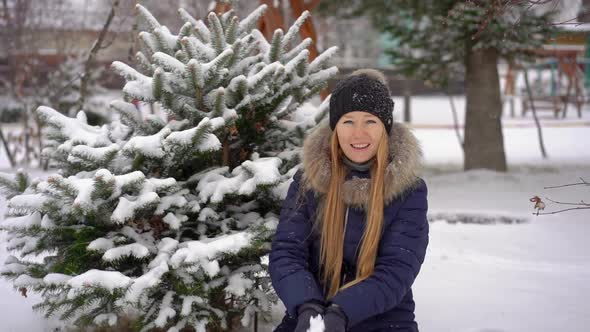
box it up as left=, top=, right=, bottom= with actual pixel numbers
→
left=351, top=124, right=368, bottom=138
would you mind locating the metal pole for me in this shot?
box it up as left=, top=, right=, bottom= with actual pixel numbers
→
left=403, top=88, right=411, bottom=123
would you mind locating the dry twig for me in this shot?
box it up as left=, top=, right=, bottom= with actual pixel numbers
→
left=531, top=178, right=589, bottom=215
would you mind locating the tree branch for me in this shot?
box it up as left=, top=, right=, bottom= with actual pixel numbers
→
left=535, top=206, right=590, bottom=215
left=544, top=197, right=590, bottom=207
left=470, top=0, right=580, bottom=39
left=447, top=92, right=464, bottom=150
left=532, top=177, right=589, bottom=215
left=544, top=178, right=589, bottom=189
left=548, top=17, right=586, bottom=26
left=523, top=69, right=548, bottom=159
left=77, top=0, right=120, bottom=112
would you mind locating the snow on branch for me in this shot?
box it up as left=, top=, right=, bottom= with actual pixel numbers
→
left=170, top=232, right=253, bottom=277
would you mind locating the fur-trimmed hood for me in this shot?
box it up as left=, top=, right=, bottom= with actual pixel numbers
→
left=301, top=121, right=423, bottom=208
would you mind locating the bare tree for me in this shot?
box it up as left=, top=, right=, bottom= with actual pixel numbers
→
left=447, top=91, right=464, bottom=151
left=77, top=0, right=120, bottom=111
left=522, top=68, right=548, bottom=159
left=1, top=0, right=47, bottom=167
left=469, top=0, right=583, bottom=39
left=1, top=0, right=124, bottom=167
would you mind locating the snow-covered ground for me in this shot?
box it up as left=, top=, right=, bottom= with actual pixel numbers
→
left=417, top=167, right=590, bottom=332
left=1, top=95, right=589, bottom=331
left=394, top=95, right=590, bottom=167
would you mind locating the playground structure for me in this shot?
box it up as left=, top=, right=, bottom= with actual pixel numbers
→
left=214, top=0, right=320, bottom=60
left=214, top=0, right=327, bottom=98
left=504, top=48, right=589, bottom=119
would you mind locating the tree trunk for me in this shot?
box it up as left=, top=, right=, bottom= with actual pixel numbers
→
left=0, top=127, right=15, bottom=167
left=447, top=92, right=463, bottom=151
left=523, top=69, right=548, bottom=159
left=77, top=0, right=119, bottom=112
left=463, top=46, right=507, bottom=171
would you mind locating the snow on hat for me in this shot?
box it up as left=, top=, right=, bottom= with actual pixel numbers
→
left=329, top=68, right=394, bottom=133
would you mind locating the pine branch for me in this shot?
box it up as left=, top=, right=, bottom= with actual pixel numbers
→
left=268, top=29, right=284, bottom=63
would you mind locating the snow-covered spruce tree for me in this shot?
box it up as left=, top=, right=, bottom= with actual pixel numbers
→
left=0, top=3, right=337, bottom=331
left=34, top=53, right=107, bottom=124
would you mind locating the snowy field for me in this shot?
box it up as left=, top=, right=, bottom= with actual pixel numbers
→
left=1, top=95, right=589, bottom=331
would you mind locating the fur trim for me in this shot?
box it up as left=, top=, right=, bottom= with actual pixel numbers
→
left=350, top=68, right=388, bottom=85
left=302, top=121, right=422, bottom=208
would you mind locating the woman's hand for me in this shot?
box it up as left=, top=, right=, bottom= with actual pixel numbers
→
left=323, top=303, right=348, bottom=332
left=294, top=301, right=324, bottom=332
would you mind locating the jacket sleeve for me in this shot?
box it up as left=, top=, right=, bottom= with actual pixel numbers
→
left=269, top=170, right=325, bottom=316
left=330, top=178, right=429, bottom=327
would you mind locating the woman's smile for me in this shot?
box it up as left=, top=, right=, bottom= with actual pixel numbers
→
left=351, top=143, right=370, bottom=150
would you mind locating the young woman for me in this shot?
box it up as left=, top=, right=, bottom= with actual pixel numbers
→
left=269, top=69, right=429, bottom=332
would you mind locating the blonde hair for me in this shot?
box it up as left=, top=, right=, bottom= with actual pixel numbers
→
left=319, top=125, right=389, bottom=298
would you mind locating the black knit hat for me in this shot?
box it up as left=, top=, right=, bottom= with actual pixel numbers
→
left=329, top=69, right=394, bottom=133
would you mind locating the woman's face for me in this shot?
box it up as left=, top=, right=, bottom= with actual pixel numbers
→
left=335, top=111, right=384, bottom=163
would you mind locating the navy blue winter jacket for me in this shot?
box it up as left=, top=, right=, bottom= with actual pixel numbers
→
left=269, top=122, right=429, bottom=332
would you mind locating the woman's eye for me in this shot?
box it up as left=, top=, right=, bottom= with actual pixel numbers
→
left=343, top=120, right=353, bottom=124
left=367, top=120, right=377, bottom=124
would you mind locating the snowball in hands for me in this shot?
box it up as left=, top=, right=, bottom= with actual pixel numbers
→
left=307, top=314, right=325, bottom=332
